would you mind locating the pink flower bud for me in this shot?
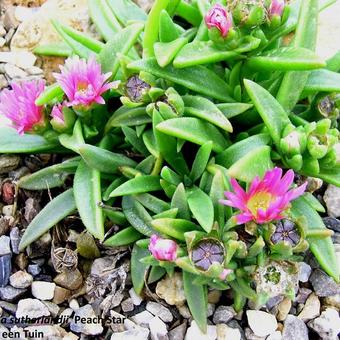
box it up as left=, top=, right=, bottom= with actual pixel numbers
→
left=51, top=103, right=66, bottom=125
left=219, top=268, right=233, bottom=281
left=149, top=235, right=178, bottom=262
left=205, top=4, right=233, bottom=38
left=269, top=0, right=285, bottom=17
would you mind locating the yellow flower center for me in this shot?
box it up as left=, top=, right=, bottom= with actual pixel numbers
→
left=247, top=192, right=274, bottom=217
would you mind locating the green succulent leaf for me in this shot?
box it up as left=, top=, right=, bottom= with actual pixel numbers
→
left=131, top=244, right=150, bottom=294
left=104, top=226, right=143, bottom=247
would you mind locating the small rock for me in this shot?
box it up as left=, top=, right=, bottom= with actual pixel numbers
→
left=146, top=301, right=173, bottom=323
left=322, top=294, right=340, bottom=310
left=70, top=304, right=103, bottom=336
left=57, top=308, right=73, bottom=327
left=69, top=299, right=80, bottom=311
left=31, top=281, right=56, bottom=300
left=208, top=290, right=222, bottom=304
left=0, top=25, right=6, bottom=37
left=111, top=328, right=150, bottom=340
left=277, top=298, right=292, bottom=322
left=4, top=63, right=27, bottom=79
left=308, top=308, right=340, bottom=340
left=156, top=272, right=186, bottom=306
left=129, top=287, right=143, bottom=305
left=322, top=217, right=340, bottom=233
left=298, top=293, right=320, bottom=322
left=130, top=310, right=154, bottom=328
left=0, top=254, right=11, bottom=287
left=169, top=322, right=187, bottom=340
left=149, top=316, right=168, bottom=340
left=247, top=310, right=277, bottom=337
left=15, top=253, right=28, bottom=271
left=0, top=74, right=8, bottom=89
left=185, top=321, right=217, bottom=340
left=27, top=263, right=41, bottom=276
left=0, top=217, right=11, bottom=237
left=2, top=205, right=13, bottom=217
left=53, top=286, right=71, bottom=304
left=266, top=331, right=282, bottom=340
left=42, top=301, right=60, bottom=317
left=3, top=7, right=19, bottom=31
left=0, top=301, right=17, bottom=314
left=306, top=177, right=323, bottom=192
left=0, top=236, right=11, bottom=255
left=0, top=51, right=36, bottom=70
left=0, top=285, right=26, bottom=302
left=54, top=269, right=83, bottom=290
left=213, top=305, right=236, bottom=324
left=109, top=310, right=126, bottom=333
left=282, top=315, right=308, bottom=340
left=295, top=288, right=312, bottom=304
left=9, top=270, right=33, bottom=289
left=0, top=155, right=20, bottom=174
left=245, top=327, right=266, bottom=340
left=177, top=305, right=191, bottom=319
left=266, top=296, right=285, bottom=311
left=25, top=65, right=43, bottom=75
left=217, top=323, right=241, bottom=340
left=24, top=197, right=40, bottom=224
left=324, top=185, right=340, bottom=218
left=121, top=298, right=134, bottom=313
left=207, top=303, right=215, bottom=318
left=10, top=227, right=20, bottom=255
left=0, top=37, right=6, bottom=47
left=16, top=298, right=50, bottom=318
left=310, top=269, right=340, bottom=297
left=298, top=262, right=312, bottom=283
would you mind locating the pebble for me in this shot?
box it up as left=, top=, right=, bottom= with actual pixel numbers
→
left=244, top=327, right=266, bottom=339
left=282, top=315, right=308, bottom=340
left=0, top=25, right=6, bottom=37
left=309, top=269, right=340, bottom=297
left=208, top=289, right=222, bottom=304
left=247, top=310, right=277, bottom=337
left=297, top=293, right=320, bottom=322
left=0, top=155, right=20, bottom=174
left=42, top=301, right=60, bottom=317
left=57, top=308, right=73, bottom=327
left=217, top=323, right=241, bottom=340
left=0, top=38, right=6, bottom=48
left=0, top=285, right=26, bottom=301
left=111, top=327, right=150, bottom=340
left=0, top=254, right=11, bottom=287
left=146, top=301, right=173, bottom=323
left=277, top=298, right=292, bottom=322
left=0, top=236, right=11, bottom=256
left=322, top=217, right=340, bottom=233
left=267, top=331, right=282, bottom=340
left=308, top=308, right=340, bottom=340
left=9, top=270, right=33, bottom=289
left=0, top=301, right=16, bottom=314
left=177, top=304, right=191, bottom=319
left=70, top=304, right=103, bottom=336
left=3, top=7, right=19, bottom=31
left=0, top=74, right=8, bottom=89
left=0, top=51, right=36, bottom=70
left=31, top=281, right=56, bottom=300
left=54, top=268, right=83, bottom=290
left=69, top=299, right=80, bottom=311
left=213, top=305, right=236, bottom=324
left=298, top=262, right=312, bottom=282
left=26, top=65, right=43, bottom=75
left=129, top=287, right=143, bottom=306
left=2, top=205, right=13, bottom=217
left=156, top=272, right=186, bottom=306
left=324, top=185, right=340, bottom=218
left=10, top=227, right=20, bottom=255
left=322, top=294, right=340, bottom=310
left=169, top=322, right=187, bottom=340
left=149, top=316, right=168, bottom=340
left=16, top=298, right=50, bottom=318
left=4, top=63, right=27, bottom=79
left=185, top=321, right=217, bottom=340
left=130, top=310, right=154, bottom=328
left=296, top=288, right=312, bottom=304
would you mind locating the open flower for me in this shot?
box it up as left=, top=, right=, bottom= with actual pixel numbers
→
left=205, top=4, right=233, bottom=38
left=0, top=80, right=45, bottom=135
left=149, top=235, right=178, bottom=261
left=220, top=167, right=307, bottom=224
left=54, top=56, right=115, bottom=109
left=269, top=0, right=285, bottom=17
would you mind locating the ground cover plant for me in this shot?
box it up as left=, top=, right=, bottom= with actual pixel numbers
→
left=0, top=0, right=339, bottom=333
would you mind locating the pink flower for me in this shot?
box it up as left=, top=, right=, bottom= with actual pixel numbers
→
left=51, top=103, right=65, bottom=125
left=219, top=268, right=233, bottom=281
left=149, top=235, right=178, bottom=262
left=220, top=167, right=307, bottom=225
left=53, top=56, right=115, bottom=108
left=269, top=0, right=285, bottom=17
left=205, top=4, right=233, bottom=38
left=0, top=80, right=45, bottom=135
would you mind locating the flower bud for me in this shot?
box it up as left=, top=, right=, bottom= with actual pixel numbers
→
left=50, top=103, right=76, bottom=133
left=231, top=0, right=266, bottom=28
left=148, top=235, right=178, bottom=261
left=205, top=4, right=233, bottom=38
left=268, top=0, right=285, bottom=18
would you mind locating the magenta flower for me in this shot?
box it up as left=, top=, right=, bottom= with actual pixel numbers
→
left=220, top=167, right=307, bottom=225
left=205, top=4, right=233, bottom=38
left=149, top=235, right=178, bottom=262
left=53, top=56, right=115, bottom=109
left=269, top=0, right=285, bottom=17
left=51, top=103, right=65, bottom=125
left=0, top=80, right=45, bottom=135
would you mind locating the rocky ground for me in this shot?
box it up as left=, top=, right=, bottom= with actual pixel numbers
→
left=0, top=1, right=340, bottom=340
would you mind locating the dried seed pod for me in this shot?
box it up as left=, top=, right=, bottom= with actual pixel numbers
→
left=51, top=247, right=78, bottom=273
left=125, top=75, right=150, bottom=102
left=271, top=219, right=301, bottom=247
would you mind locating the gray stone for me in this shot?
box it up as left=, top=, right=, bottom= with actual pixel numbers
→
left=228, top=320, right=246, bottom=340
left=0, top=285, right=26, bottom=301
left=308, top=308, right=340, bottom=340
left=129, top=287, right=143, bottom=305
left=0, top=25, right=6, bottom=37
left=266, top=331, right=282, bottom=340
left=9, top=270, right=33, bottom=289
left=297, top=293, right=320, bottom=322
left=184, top=321, right=216, bottom=340
left=9, top=227, right=20, bottom=255
left=247, top=310, right=277, bottom=337
left=277, top=298, right=292, bottom=322
left=16, top=299, right=50, bottom=318
left=121, top=298, right=134, bottom=313
left=244, top=327, right=266, bottom=340
left=207, top=303, right=215, bottom=318
left=0, top=236, right=11, bottom=256
left=2, top=205, right=13, bottom=217
left=324, top=184, right=340, bottom=218
left=31, top=281, right=56, bottom=300
left=322, top=294, right=340, bottom=309
left=70, top=304, right=103, bottom=336
left=323, top=217, right=340, bottom=233
left=0, top=155, right=20, bottom=174
left=149, top=316, right=168, bottom=340
left=4, top=63, right=27, bottom=79
left=169, top=322, right=187, bottom=340
left=0, top=254, right=11, bottom=287
left=111, top=328, right=149, bottom=340
left=298, top=262, right=312, bottom=283
left=130, top=310, right=154, bottom=327
left=27, top=264, right=41, bottom=276
left=217, top=324, right=242, bottom=340
left=213, top=305, right=236, bottom=324
left=0, top=38, right=6, bottom=48
left=0, top=52, right=36, bottom=70
left=282, top=315, right=308, bottom=340
left=0, top=301, right=17, bottom=314
left=310, top=269, right=340, bottom=297
left=295, top=288, right=312, bottom=304
left=146, top=301, right=173, bottom=323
